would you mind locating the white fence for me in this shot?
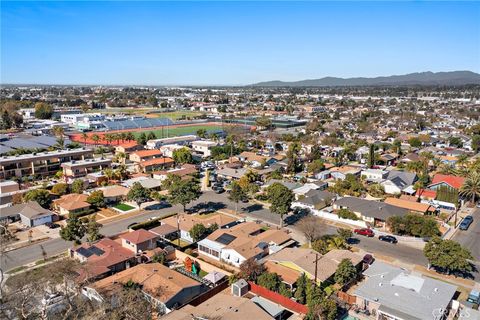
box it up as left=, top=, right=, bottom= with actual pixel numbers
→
left=292, top=202, right=368, bottom=228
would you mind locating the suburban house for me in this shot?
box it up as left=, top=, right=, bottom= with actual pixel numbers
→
left=381, top=170, right=418, bottom=195
left=137, top=157, right=175, bottom=173
left=152, top=164, right=197, bottom=181
left=361, top=169, right=388, bottom=183
left=129, top=149, right=163, bottom=163
left=263, top=248, right=363, bottom=287
left=354, top=261, right=458, bottom=320
left=69, top=238, right=136, bottom=282
left=0, top=201, right=55, bottom=227
left=293, top=189, right=336, bottom=210
left=162, top=293, right=275, bottom=320
left=292, top=183, right=322, bottom=198
left=428, top=174, right=465, bottom=190
left=333, top=197, right=408, bottom=228
left=53, top=193, right=91, bottom=216
left=61, top=158, right=112, bottom=182
left=96, top=185, right=129, bottom=204
left=216, top=167, right=248, bottom=180
left=161, top=213, right=238, bottom=243
left=384, top=197, right=436, bottom=215
left=330, top=166, right=361, bottom=180
left=191, top=140, right=218, bottom=157
left=82, top=263, right=206, bottom=315
left=197, top=222, right=292, bottom=267
left=120, top=229, right=159, bottom=253
left=123, top=176, right=162, bottom=190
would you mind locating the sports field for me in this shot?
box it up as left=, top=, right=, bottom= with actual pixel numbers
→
left=131, top=124, right=223, bottom=139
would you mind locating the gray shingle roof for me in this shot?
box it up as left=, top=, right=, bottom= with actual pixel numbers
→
left=354, top=261, right=457, bottom=320
left=334, top=197, right=408, bottom=221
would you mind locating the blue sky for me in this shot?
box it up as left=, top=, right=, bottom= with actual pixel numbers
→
left=1, top=1, right=479, bottom=85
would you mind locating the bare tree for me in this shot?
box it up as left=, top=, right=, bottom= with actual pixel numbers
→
left=297, top=216, right=326, bottom=248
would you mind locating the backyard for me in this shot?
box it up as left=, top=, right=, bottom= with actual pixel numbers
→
left=113, top=203, right=136, bottom=212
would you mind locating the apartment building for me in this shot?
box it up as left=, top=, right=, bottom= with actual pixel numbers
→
left=61, top=157, right=112, bottom=181
left=0, top=148, right=94, bottom=180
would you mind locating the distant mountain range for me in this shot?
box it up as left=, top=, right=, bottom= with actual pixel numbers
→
left=251, top=71, right=480, bottom=87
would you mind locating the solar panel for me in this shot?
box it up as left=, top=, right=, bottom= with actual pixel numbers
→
left=90, top=246, right=105, bottom=256
left=76, top=247, right=94, bottom=258
left=215, top=233, right=236, bottom=245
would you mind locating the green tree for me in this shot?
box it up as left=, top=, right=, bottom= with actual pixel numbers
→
left=86, top=214, right=103, bottom=242
left=147, top=131, right=156, bottom=141
left=387, top=215, right=440, bottom=237
left=87, top=190, right=106, bottom=209
left=173, top=147, right=193, bottom=164
left=424, top=237, right=473, bottom=274
left=368, top=144, right=375, bottom=168
left=337, top=228, right=353, bottom=241
left=408, top=137, right=422, bottom=148
left=255, top=116, right=273, bottom=130
left=136, top=132, right=148, bottom=145
left=34, top=102, right=53, bottom=119
left=334, top=258, right=357, bottom=286
left=460, top=171, right=480, bottom=204
left=23, top=189, right=51, bottom=209
left=152, top=252, right=167, bottom=265
left=91, top=134, right=100, bottom=147
left=471, top=135, right=480, bottom=152
left=51, top=183, right=69, bottom=196
left=60, top=214, right=86, bottom=244
left=228, top=181, right=247, bottom=214
left=307, top=159, right=325, bottom=175
left=127, top=182, right=151, bottom=208
left=71, top=179, right=85, bottom=194
left=189, top=223, right=207, bottom=242
left=256, top=272, right=281, bottom=291
left=294, top=273, right=308, bottom=304
left=168, top=180, right=201, bottom=212
left=279, top=282, right=292, bottom=298
left=196, top=128, right=207, bottom=138
left=266, top=182, right=294, bottom=228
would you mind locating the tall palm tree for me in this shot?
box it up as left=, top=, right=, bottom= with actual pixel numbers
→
left=126, top=132, right=135, bottom=142
left=91, top=134, right=100, bottom=147
left=81, top=132, right=89, bottom=146
left=460, top=172, right=480, bottom=204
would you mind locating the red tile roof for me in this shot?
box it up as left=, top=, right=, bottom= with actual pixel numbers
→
left=120, top=229, right=158, bottom=245
left=431, top=174, right=465, bottom=189
left=416, top=188, right=437, bottom=200
left=132, top=149, right=163, bottom=158
left=139, top=157, right=174, bottom=167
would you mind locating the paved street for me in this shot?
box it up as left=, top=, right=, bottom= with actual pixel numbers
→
left=1, top=190, right=478, bottom=283
left=453, top=208, right=480, bottom=261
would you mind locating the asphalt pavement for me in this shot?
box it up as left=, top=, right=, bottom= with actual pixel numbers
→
left=453, top=208, right=480, bottom=261
left=1, top=191, right=478, bottom=283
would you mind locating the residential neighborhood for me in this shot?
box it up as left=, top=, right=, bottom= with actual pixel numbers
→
left=1, top=1, right=480, bottom=319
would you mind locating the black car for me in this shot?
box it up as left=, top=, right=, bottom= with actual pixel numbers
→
left=459, top=216, right=474, bottom=230
left=379, top=235, right=398, bottom=244
left=212, top=186, right=225, bottom=194
left=45, top=222, right=60, bottom=229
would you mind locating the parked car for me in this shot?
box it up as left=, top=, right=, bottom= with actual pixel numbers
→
left=212, top=186, right=225, bottom=194
left=45, top=222, right=60, bottom=229
left=459, top=216, right=474, bottom=230
left=354, top=228, right=375, bottom=237
left=379, top=235, right=398, bottom=244
left=467, top=289, right=480, bottom=307
left=127, top=222, right=138, bottom=229
left=362, top=254, right=375, bottom=265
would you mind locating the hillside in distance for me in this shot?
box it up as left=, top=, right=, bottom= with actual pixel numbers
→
left=251, top=71, right=480, bottom=87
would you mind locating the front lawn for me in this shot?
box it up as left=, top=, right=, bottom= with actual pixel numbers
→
left=114, top=203, right=136, bottom=212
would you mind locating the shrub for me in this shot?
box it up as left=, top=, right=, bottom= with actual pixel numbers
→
left=337, top=208, right=359, bottom=220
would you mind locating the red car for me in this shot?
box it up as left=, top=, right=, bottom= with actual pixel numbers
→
left=354, top=228, right=375, bottom=237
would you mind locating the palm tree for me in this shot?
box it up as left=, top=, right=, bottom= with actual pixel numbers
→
left=54, top=137, right=65, bottom=150
left=91, top=134, right=100, bottom=147
left=52, top=126, right=64, bottom=138
left=456, top=154, right=469, bottom=168
left=126, top=132, right=135, bottom=142
left=81, top=132, right=89, bottom=146
left=103, top=168, right=115, bottom=182
left=460, top=172, right=480, bottom=204
left=104, top=133, right=114, bottom=145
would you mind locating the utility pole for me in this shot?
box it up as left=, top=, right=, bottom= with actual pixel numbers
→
left=314, top=253, right=321, bottom=284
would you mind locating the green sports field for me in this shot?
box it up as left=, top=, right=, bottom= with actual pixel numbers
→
left=131, top=124, right=224, bottom=139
